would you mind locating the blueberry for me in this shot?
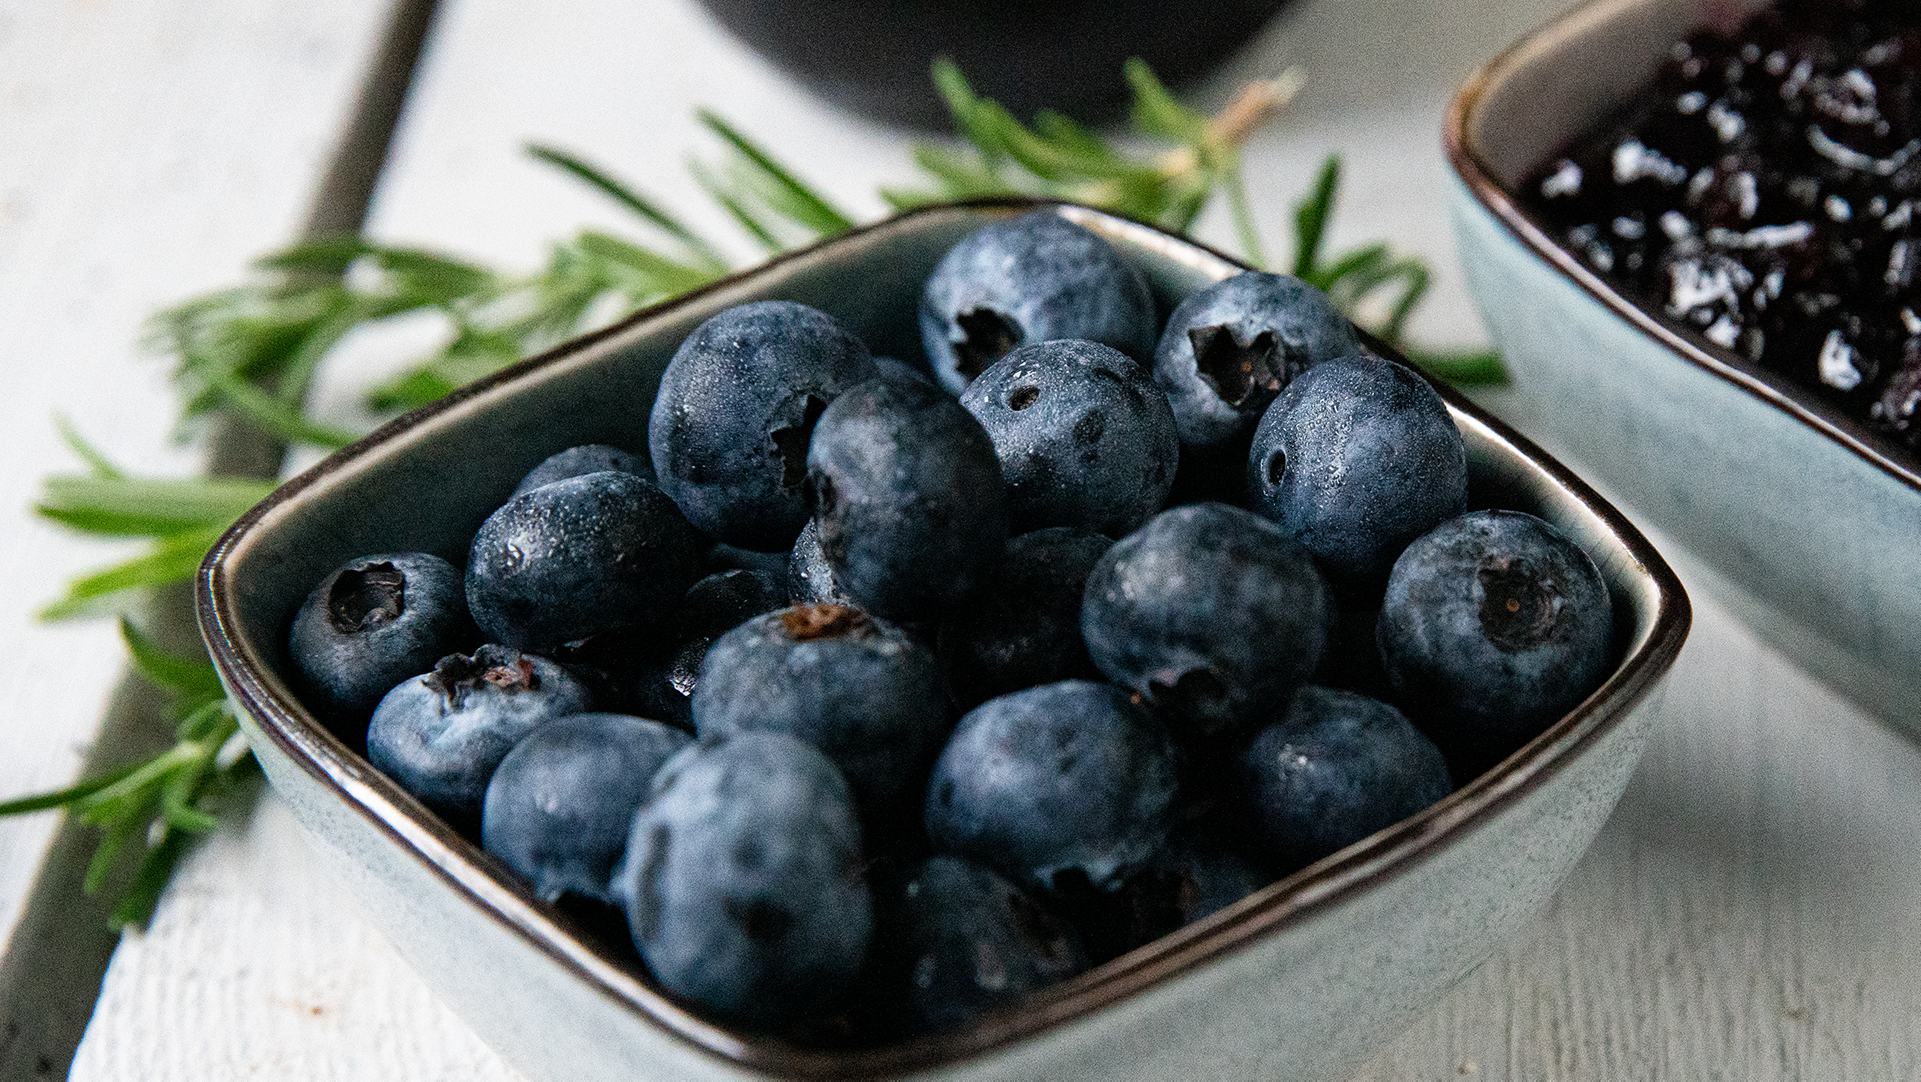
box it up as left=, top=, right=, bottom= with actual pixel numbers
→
left=863, top=855, right=1088, bottom=1035
left=925, top=680, right=1181, bottom=894
left=679, top=567, right=789, bottom=636
left=288, top=552, right=476, bottom=727
left=466, top=470, right=702, bottom=651
left=561, top=569, right=789, bottom=726
left=959, top=339, right=1178, bottom=536
left=632, top=640, right=708, bottom=729
left=693, top=604, right=949, bottom=822
left=704, top=540, right=791, bottom=580
left=935, top=527, right=1111, bottom=708
left=1237, top=685, right=1452, bottom=872
left=1153, top=271, right=1361, bottom=448
left=481, top=712, right=693, bottom=903
left=1072, top=823, right=1273, bottom=959
left=786, top=517, right=852, bottom=606
left=1139, top=824, right=1273, bottom=926
left=805, top=377, right=1008, bottom=622
left=648, top=300, right=876, bottom=550
left=1246, top=352, right=1467, bottom=588
left=1377, top=510, right=1615, bottom=770
left=872, top=353, right=938, bottom=387
left=920, top=211, right=1156, bottom=394
left=546, top=628, right=677, bottom=724
left=366, top=645, right=593, bottom=829
left=512, top=443, right=648, bottom=496
left=1081, top=503, right=1328, bottom=742
left=1310, top=587, right=1392, bottom=699
left=614, top=731, right=872, bottom=1026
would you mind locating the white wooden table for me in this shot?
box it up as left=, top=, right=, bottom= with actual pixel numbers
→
left=5, top=0, right=1918, bottom=1077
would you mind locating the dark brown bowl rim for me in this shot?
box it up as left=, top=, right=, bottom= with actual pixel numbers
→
left=1442, top=0, right=1921, bottom=498
left=197, top=196, right=1692, bottom=1080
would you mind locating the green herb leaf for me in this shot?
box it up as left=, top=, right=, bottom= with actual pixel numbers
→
left=39, top=523, right=233, bottom=620
left=930, top=58, right=1005, bottom=171
left=358, top=246, right=500, bottom=308
left=84, top=816, right=143, bottom=896
left=0, top=763, right=143, bottom=817
left=54, top=416, right=125, bottom=479
left=1405, top=347, right=1510, bottom=386
left=1125, top=57, right=1209, bottom=143
left=365, top=334, right=521, bottom=412
left=696, top=159, right=792, bottom=255
left=36, top=476, right=274, bottom=538
left=256, top=235, right=380, bottom=276
left=1292, top=155, right=1341, bottom=280
left=1222, top=166, right=1268, bottom=270
left=526, top=144, right=731, bottom=273
left=119, top=617, right=224, bottom=700
left=576, top=230, right=723, bottom=298
left=697, top=110, right=857, bottom=237
left=110, top=828, right=192, bottom=930
left=190, top=360, right=360, bottom=449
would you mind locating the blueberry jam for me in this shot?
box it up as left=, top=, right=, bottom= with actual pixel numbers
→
left=1522, top=0, right=1921, bottom=452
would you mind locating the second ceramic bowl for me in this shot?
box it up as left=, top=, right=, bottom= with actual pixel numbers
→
left=1446, top=0, right=1921, bottom=730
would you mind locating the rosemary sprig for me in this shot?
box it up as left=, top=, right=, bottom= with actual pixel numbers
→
left=0, top=619, right=253, bottom=929
left=8, top=59, right=1505, bottom=927
left=33, top=426, right=275, bottom=620
left=1290, top=155, right=1506, bottom=382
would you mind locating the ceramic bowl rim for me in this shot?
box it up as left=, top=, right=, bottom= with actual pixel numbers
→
left=1443, top=0, right=1921, bottom=498
left=197, top=196, right=1691, bottom=1080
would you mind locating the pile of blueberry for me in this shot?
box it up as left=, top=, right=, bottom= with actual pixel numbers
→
left=1523, top=0, right=1921, bottom=451
left=287, top=211, right=1615, bottom=1041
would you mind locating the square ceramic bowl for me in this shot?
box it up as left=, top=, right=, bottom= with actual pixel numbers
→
left=198, top=199, right=1688, bottom=1082
left=1446, top=0, right=1921, bottom=729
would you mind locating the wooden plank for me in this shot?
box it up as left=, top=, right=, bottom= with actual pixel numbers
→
left=0, top=0, right=408, bottom=1075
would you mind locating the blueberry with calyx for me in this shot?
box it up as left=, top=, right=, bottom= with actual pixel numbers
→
left=366, top=645, right=592, bottom=831
left=920, top=212, right=1156, bottom=395
left=289, top=551, right=477, bottom=729
left=1154, top=271, right=1361, bottom=449
left=1377, top=510, right=1614, bottom=775
left=693, top=603, right=951, bottom=825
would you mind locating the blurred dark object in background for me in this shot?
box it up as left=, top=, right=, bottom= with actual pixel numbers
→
left=696, top=0, right=1292, bottom=129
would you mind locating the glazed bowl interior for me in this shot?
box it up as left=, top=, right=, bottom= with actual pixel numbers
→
left=200, top=200, right=1687, bottom=1079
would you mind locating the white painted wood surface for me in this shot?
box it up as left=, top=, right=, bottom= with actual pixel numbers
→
left=51, top=0, right=1921, bottom=1078
left=0, top=0, right=393, bottom=982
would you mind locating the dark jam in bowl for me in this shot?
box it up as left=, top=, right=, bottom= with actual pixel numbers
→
left=1522, top=0, right=1921, bottom=453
